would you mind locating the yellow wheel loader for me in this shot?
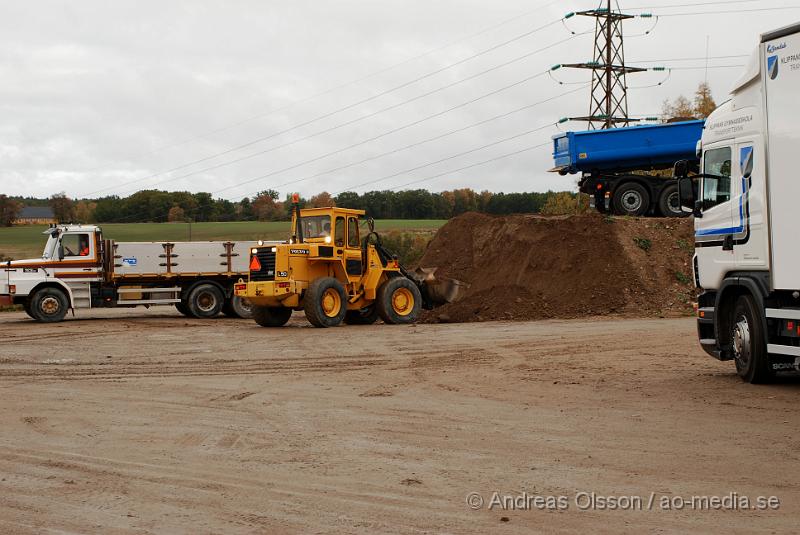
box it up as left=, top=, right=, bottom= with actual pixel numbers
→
left=234, top=196, right=460, bottom=328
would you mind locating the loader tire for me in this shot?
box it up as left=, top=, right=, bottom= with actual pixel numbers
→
left=344, top=305, right=378, bottom=325
left=304, top=277, right=347, bottom=328
left=376, top=277, right=422, bottom=325
left=223, top=295, right=253, bottom=319
left=30, top=287, right=69, bottom=323
left=612, top=182, right=650, bottom=216
left=186, top=283, right=224, bottom=318
left=252, top=305, right=292, bottom=327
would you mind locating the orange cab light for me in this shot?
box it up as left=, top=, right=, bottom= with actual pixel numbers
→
left=249, top=255, right=262, bottom=271
left=699, top=311, right=705, bottom=318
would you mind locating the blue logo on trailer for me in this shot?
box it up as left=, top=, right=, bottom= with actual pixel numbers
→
left=768, top=55, right=779, bottom=80
left=122, top=258, right=137, bottom=266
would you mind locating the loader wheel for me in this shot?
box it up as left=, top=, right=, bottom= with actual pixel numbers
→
left=304, top=277, right=347, bottom=328
left=732, top=294, right=772, bottom=384
left=30, top=287, right=69, bottom=323
left=252, top=305, right=292, bottom=327
left=377, top=277, right=422, bottom=325
left=612, top=182, right=650, bottom=216
left=222, top=295, right=253, bottom=319
left=344, top=305, right=378, bottom=325
left=186, top=283, right=224, bottom=318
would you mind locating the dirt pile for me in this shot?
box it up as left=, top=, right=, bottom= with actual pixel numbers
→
left=419, top=212, right=694, bottom=323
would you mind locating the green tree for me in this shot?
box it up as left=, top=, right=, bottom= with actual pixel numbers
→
left=0, top=195, right=22, bottom=226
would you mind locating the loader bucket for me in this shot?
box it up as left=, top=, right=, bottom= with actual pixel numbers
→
left=413, top=267, right=464, bottom=306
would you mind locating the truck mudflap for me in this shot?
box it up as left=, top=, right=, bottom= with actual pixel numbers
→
left=0, top=295, right=13, bottom=307
left=697, top=307, right=726, bottom=360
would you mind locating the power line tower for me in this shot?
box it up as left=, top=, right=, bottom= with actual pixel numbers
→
left=562, top=0, right=646, bottom=129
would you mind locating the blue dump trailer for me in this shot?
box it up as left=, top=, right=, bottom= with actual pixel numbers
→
left=550, top=120, right=704, bottom=216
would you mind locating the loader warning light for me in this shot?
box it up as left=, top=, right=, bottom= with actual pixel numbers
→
left=292, top=193, right=300, bottom=203
left=596, top=183, right=603, bottom=190
left=249, top=255, right=262, bottom=271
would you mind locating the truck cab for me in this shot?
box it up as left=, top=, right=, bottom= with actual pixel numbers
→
left=676, top=22, right=800, bottom=383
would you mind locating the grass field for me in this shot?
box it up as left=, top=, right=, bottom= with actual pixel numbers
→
left=0, top=220, right=446, bottom=260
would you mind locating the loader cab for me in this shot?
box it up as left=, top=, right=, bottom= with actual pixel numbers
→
left=292, top=207, right=365, bottom=279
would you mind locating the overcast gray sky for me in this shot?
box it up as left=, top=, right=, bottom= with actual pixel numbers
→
left=1, top=0, right=799, bottom=200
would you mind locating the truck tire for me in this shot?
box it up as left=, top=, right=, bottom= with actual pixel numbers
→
left=23, top=298, right=36, bottom=319
left=223, top=296, right=253, bottom=319
left=175, top=301, right=191, bottom=316
left=30, top=287, right=69, bottom=323
left=304, top=277, right=347, bottom=328
left=252, top=305, right=292, bottom=327
left=732, top=294, right=773, bottom=384
left=376, top=277, right=422, bottom=325
left=657, top=183, right=683, bottom=217
left=612, top=182, right=650, bottom=216
left=186, top=283, right=224, bottom=318
left=344, top=305, right=379, bottom=325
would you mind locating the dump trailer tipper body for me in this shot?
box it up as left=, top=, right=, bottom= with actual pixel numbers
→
left=674, top=22, right=800, bottom=383
left=0, top=224, right=272, bottom=322
left=551, top=120, right=704, bottom=217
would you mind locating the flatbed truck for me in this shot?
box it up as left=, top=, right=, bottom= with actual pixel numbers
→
left=0, top=224, right=273, bottom=322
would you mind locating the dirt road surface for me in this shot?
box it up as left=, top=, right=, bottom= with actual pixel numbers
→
left=0, top=309, right=798, bottom=534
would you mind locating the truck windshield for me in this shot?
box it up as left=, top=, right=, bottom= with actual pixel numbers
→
left=299, top=215, right=332, bottom=239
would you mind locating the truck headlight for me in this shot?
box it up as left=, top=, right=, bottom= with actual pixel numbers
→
left=251, top=248, right=258, bottom=254
left=324, top=236, right=332, bottom=243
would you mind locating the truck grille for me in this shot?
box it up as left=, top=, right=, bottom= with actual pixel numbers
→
left=251, top=249, right=276, bottom=281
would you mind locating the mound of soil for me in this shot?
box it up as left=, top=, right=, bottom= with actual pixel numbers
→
left=419, top=212, right=694, bottom=323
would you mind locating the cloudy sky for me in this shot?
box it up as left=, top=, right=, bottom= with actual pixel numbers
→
left=1, top=0, right=798, bottom=200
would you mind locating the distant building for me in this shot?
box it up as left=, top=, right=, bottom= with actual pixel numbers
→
left=14, top=206, right=56, bottom=225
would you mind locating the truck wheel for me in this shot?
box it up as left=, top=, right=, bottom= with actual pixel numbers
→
left=612, top=182, right=650, bottom=216
left=376, top=277, right=422, bottom=325
left=223, top=296, right=253, bottom=319
left=23, top=299, right=36, bottom=319
left=344, top=305, right=378, bottom=325
left=186, top=283, right=224, bottom=318
left=658, top=184, right=683, bottom=217
left=252, top=305, right=292, bottom=327
left=732, top=294, right=773, bottom=384
left=304, top=277, right=347, bottom=328
left=175, top=301, right=192, bottom=316
left=30, top=287, right=69, bottom=323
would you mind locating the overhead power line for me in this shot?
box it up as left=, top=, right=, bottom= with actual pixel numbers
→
left=86, top=16, right=569, bottom=198
left=228, top=85, right=587, bottom=201
left=111, top=31, right=590, bottom=197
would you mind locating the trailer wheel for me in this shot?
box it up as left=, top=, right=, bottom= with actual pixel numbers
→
left=612, top=182, right=650, bottom=216
left=732, top=294, right=772, bottom=384
left=304, top=277, right=347, bottom=328
left=186, top=283, right=224, bottom=318
left=30, top=287, right=69, bottom=323
left=658, top=184, right=683, bottom=217
left=252, top=305, right=292, bottom=327
left=344, top=305, right=379, bottom=325
left=223, top=295, right=253, bottom=319
left=376, top=277, right=422, bottom=325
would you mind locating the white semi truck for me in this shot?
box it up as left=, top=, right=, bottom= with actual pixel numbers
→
left=0, top=224, right=270, bottom=322
left=675, top=22, right=800, bottom=383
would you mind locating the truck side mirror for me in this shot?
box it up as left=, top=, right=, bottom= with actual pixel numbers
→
left=673, top=159, right=689, bottom=178
left=58, top=244, right=65, bottom=261
left=678, top=177, right=697, bottom=215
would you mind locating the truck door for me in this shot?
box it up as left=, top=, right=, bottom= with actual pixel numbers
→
left=344, top=216, right=362, bottom=281
left=733, top=140, right=767, bottom=269
left=54, top=231, right=102, bottom=308
left=695, top=143, right=736, bottom=288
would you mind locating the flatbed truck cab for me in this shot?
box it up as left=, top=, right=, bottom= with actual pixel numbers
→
left=236, top=202, right=431, bottom=328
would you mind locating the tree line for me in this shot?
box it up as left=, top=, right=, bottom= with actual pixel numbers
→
left=1, top=188, right=582, bottom=226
